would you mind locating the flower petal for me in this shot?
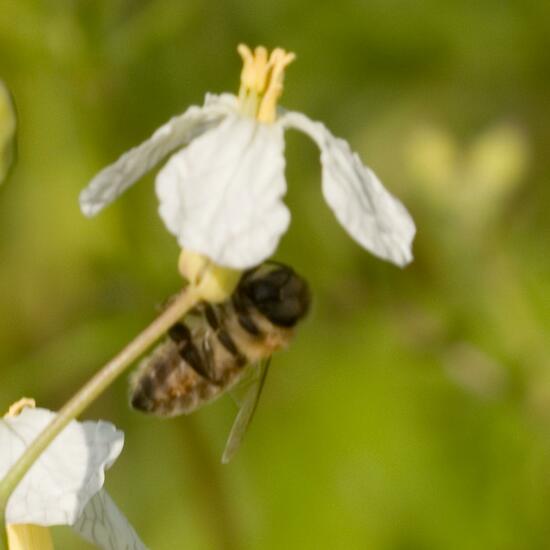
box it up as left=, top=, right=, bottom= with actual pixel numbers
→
left=281, top=111, right=416, bottom=266
left=79, top=94, right=235, bottom=217
left=156, top=114, right=290, bottom=269
left=72, top=490, right=148, bottom=550
left=1, top=408, right=124, bottom=526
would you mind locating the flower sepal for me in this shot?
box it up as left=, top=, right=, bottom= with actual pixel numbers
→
left=6, top=524, right=53, bottom=550
left=179, top=249, right=241, bottom=303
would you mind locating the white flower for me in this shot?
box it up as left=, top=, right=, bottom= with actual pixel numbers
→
left=80, top=45, right=415, bottom=270
left=1, top=401, right=147, bottom=550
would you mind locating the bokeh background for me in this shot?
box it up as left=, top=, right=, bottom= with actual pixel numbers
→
left=1, top=1, right=550, bottom=548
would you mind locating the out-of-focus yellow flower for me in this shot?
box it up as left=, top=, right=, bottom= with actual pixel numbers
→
left=404, top=125, right=458, bottom=190
left=404, top=121, right=529, bottom=226
left=467, top=123, right=529, bottom=197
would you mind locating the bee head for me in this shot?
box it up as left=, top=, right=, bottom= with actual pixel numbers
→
left=237, top=263, right=311, bottom=327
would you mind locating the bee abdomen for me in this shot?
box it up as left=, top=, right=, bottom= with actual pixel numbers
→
left=130, top=340, right=223, bottom=416
left=130, top=375, right=157, bottom=413
left=130, top=316, right=246, bottom=416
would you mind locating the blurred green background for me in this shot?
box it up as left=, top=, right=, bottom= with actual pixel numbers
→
left=1, top=1, right=550, bottom=548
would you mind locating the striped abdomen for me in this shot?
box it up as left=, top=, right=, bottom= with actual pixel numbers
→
left=130, top=300, right=292, bottom=417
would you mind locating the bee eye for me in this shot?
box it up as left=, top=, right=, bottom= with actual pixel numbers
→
left=242, top=266, right=310, bottom=327
left=249, top=280, right=280, bottom=303
left=245, top=268, right=289, bottom=301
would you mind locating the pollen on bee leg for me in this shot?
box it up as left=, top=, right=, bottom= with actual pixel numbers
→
left=178, top=249, right=242, bottom=303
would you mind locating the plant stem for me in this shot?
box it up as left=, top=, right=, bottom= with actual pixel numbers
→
left=1, top=520, right=6, bottom=550
left=0, top=286, right=200, bottom=520
left=180, top=418, right=241, bottom=550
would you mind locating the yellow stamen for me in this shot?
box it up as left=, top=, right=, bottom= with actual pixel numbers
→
left=237, top=44, right=295, bottom=123
left=4, top=399, right=35, bottom=418
left=4, top=399, right=54, bottom=550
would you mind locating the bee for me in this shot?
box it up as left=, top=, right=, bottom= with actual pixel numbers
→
left=130, top=262, right=310, bottom=462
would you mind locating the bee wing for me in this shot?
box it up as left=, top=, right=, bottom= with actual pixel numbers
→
left=228, top=364, right=261, bottom=407
left=221, top=358, right=271, bottom=464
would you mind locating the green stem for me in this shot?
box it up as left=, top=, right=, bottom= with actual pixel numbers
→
left=0, top=286, right=200, bottom=521
left=180, top=418, right=240, bottom=550
left=1, top=518, right=6, bottom=550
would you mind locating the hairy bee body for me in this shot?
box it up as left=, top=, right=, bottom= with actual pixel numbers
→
left=130, top=263, right=310, bottom=418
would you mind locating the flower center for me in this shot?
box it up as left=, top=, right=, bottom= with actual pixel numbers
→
left=237, top=44, right=295, bottom=123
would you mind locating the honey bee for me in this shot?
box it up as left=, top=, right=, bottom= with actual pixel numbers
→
left=130, top=262, right=310, bottom=462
